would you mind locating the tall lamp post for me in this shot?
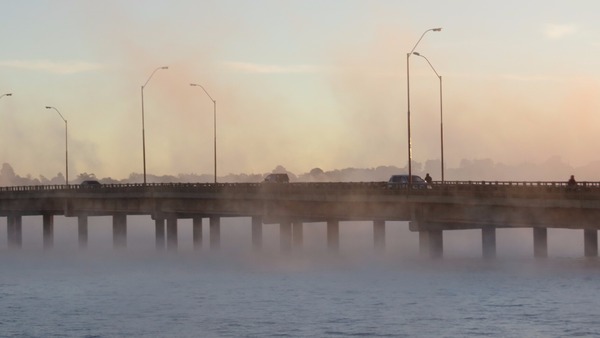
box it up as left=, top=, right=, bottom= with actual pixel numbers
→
left=45, top=106, right=68, bottom=185
left=2, top=93, right=13, bottom=169
left=413, top=52, right=445, bottom=183
left=190, top=83, right=217, bottom=184
left=141, top=66, right=168, bottom=184
left=407, top=27, right=441, bottom=185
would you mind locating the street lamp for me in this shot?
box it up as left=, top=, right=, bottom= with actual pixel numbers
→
left=413, top=52, right=445, bottom=183
left=407, top=27, right=441, bottom=185
left=45, top=106, right=68, bottom=185
left=190, top=83, right=217, bottom=184
left=141, top=66, right=168, bottom=184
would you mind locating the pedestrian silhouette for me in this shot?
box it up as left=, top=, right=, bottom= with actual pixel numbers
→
left=425, top=173, right=433, bottom=187
left=567, top=175, right=577, bottom=190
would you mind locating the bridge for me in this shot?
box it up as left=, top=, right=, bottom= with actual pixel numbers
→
left=1, top=181, right=599, bottom=258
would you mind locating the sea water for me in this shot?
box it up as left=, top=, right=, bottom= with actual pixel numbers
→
left=1, top=217, right=599, bottom=337
left=1, top=252, right=600, bottom=337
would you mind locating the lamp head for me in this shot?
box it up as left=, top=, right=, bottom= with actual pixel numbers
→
left=433, top=28, right=442, bottom=32
left=161, top=66, right=169, bottom=70
left=45, top=106, right=52, bottom=109
left=6, top=93, right=12, bottom=96
left=413, top=52, right=421, bottom=56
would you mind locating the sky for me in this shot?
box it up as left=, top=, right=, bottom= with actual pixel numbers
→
left=1, top=0, right=600, bottom=181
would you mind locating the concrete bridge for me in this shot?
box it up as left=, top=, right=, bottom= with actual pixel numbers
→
left=1, top=181, right=599, bottom=258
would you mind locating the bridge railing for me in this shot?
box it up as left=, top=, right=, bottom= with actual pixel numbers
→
left=2, top=181, right=600, bottom=195
left=441, top=181, right=600, bottom=188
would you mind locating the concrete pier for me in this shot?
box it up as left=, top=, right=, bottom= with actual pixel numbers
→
left=78, top=215, right=88, bottom=249
left=209, top=216, right=220, bottom=250
left=584, top=229, right=598, bottom=257
left=482, top=227, right=496, bottom=259
left=7, top=214, right=22, bottom=249
left=251, top=216, right=262, bottom=251
left=373, top=220, right=385, bottom=251
left=43, top=214, right=54, bottom=250
left=280, top=221, right=292, bottom=252
left=419, top=231, right=429, bottom=257
left=292, top=221, right=303, bottom=249
left=113, top=214, right=127, bottom=249
left=327, top=220, right=339, bottom=252
left=1, top=212, right=599, bottom=259
left=419, top=230, right=443, bottom=258
left=166, top=216, right=178, bottom=251
left=155, top=218, right=165, bottom=250
left=533, top=227, right=547, bottom=258
left=193, top=216, right=202, bottom=250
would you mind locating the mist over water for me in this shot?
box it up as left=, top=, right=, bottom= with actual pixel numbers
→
left=2, top=251, right=600, bottom=337
left=1, top=216, right=599, bottom=337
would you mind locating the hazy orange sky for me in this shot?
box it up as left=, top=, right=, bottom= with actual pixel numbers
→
left=1, top=1, right=599, bottom=181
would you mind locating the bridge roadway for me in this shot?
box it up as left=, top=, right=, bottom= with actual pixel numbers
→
left=1, top=181, right=600, bottom=258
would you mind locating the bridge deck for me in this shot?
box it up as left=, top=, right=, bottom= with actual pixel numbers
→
left=1, top=181, right=599, bottom=229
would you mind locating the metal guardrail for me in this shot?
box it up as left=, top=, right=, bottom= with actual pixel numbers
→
left=442, top=180, right=600, bottom=188
left=0, top=181, right=599, bottom=194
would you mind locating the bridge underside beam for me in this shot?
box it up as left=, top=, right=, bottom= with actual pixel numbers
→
left=414, top=204, right=600, bottom=231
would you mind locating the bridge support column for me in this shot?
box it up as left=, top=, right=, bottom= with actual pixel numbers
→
left=533, top=228, right=547, bottom=258
left=482, top=227, right=496, bottom=259
left=209, top=216, right=220, bottom=250
left=43, top=214, right=54, bottom=250
left=280, top=221, right=292, bottom=253
left=327, top=220, right=339, bottom=252
left=113, top=214, right=127, bottom=249
left=193, top=217, right=202, bottom=250
left=419, top=231, right=429, bottom=257
left=292, top=221, right=303, bottom=250
left=419, top=230, right=443, bottom=258
left=7, top=214, right=22, bottom=249
left=155, top=218, right=165, bottom=250
left=78, top=215, right=88, bottom=249
left=373, top=220, right=385, bottom=251
left=584, top=229, right=598, bottom=257
left=251, top=216, right=262, bottom=251
left=166, top=216, right=178, bottom=251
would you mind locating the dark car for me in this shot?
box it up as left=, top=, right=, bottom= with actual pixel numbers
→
left=263, top=173, right=290, bottom=183
left=387, top=175, right=427, bottom=189
left=80, top=180, right=101, bottom=187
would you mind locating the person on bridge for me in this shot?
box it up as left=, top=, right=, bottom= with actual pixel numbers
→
left=425, top=173, right=433, bottom=188
left=568, top=175, right=577, bottom=190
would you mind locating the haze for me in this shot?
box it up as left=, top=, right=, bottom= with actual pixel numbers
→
left=1, top=1, right=599, bottom=181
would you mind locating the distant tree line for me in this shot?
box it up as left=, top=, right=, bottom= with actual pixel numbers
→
left=1, top=156, right=596, bottom=187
